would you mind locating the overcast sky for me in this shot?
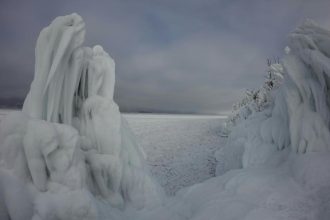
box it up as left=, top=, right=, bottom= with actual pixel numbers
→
left=1, top=0, right=330, bottom=114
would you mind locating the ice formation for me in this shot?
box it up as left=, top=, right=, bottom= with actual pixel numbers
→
left=218, top=19, right=330, bottom=173
left=0, top=13, right=161, bottom=220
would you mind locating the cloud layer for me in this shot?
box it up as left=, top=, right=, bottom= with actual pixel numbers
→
left=1, top=0, right=330, bottom=113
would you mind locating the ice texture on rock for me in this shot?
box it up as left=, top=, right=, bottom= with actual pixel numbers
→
left=0, top=13, right=161, bottom=220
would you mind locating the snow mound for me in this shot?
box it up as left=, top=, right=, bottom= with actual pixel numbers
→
left=0, top=13, right=161, bottom=220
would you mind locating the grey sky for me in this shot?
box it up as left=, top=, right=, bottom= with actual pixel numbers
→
left=1, top=0, right=330, bottom=114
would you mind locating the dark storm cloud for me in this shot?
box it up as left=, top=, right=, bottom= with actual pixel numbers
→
left=1, top=0, right=330, bottom=113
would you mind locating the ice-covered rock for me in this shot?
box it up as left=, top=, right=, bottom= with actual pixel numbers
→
left=0, top=13, right=161, bottom=220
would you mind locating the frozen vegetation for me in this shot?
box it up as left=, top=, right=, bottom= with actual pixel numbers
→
left=1, top=13, right=330, bottom=220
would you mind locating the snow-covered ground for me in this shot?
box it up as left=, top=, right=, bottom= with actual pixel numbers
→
left=0, top=110, right=227, bottom=195
left=0, top=109, right=14, bottom=120
left=125, top=114, right=227, bottom=194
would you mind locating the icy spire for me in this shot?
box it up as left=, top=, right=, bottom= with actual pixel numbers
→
left=23, top=13, right=85, bottom=124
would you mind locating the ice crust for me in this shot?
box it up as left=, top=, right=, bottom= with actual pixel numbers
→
left=0, top=13, right=161, bottom=220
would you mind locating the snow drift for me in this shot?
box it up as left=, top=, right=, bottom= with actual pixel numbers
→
left=0, top=13, right=161, bottom=220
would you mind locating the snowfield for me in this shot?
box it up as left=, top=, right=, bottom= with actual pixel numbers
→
left=125, top=114, right=227, bottom=194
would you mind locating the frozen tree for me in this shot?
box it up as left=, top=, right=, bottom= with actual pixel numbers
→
left=223, top=59, right=284, bottom=135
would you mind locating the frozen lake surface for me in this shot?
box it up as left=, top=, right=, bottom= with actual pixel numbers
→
left=0, top=110, right=227, bottom=195
left=125, top=113, right=227, bottom=194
